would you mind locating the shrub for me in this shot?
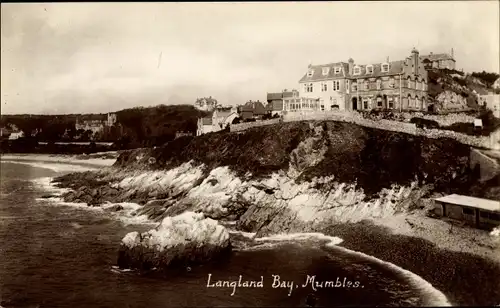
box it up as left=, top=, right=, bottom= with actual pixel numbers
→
left=410, top=118, right=440, bottom=129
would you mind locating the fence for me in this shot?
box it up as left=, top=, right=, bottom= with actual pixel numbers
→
left=229, top=118, right=281, bottom=132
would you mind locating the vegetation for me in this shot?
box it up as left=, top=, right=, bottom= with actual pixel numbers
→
left=440, top=109, right=500, bottom=136
left=115, top=120, right=477, bottom=199
left=114, top=104, right=207, bottom=148
left=470, top=71, right=500, bottom=88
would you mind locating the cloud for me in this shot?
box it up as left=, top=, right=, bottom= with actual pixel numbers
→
left=1, top=2, right=499, bottom=114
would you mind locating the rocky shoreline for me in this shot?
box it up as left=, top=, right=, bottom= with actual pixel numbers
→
left=45, top=120, right=500, bottom=306
left=48, top=162, right=500, bottom=306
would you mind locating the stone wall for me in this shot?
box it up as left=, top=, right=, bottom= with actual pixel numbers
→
left=399, top=112, right=476, bottom=126
left=282, top=111, right=417, bottom=135
left=282, top=110, right=495, bottom=149
left=230, top=118, right=281, bottom=132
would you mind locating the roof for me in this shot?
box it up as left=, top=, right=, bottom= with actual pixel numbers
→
left=216, top=110, right=232, bottom=119
left=420, top=53, right=455, bottom=62
left=267, top=92, right=283, bottom=100
left=435, top=194, right=500, bottom=212
left=349, top=60, right=405, bottom=79
left=241, top=101, right=267, bottom=114
left=299, top=62, right=348, bottom=83
left=299, top=60, right=405, bottom=83
left=201, top=117, right=212, bottom=125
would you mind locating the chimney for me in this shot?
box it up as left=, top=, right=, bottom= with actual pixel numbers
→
left=411, top=48, right=419, bottom=74
left=451, top=48, right=454, bottom=58
left=386, top=56, right=389, bottom=63
left=348, top=58, right=354, bottom=75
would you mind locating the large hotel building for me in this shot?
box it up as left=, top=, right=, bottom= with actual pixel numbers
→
left=283, top=48, right=433, bottom=113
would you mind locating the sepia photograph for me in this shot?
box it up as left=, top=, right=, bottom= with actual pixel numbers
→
left=1, top=1, right=499, bottom=307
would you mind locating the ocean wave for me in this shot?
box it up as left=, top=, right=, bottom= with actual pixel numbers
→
left=1, top=160, right=98, bottom=173
left=33, top=177, right=155, bottom=227
left=101, top=202, right=157, bottom=226
left=228, top=230, right=257, bottom=240
left=326, top=245, right=451, bottom=306
left=251, top=232, right=450, bottom=306
left=32, top=177, right=71, bottom=195
left=255, top=232, right=344, bottom=247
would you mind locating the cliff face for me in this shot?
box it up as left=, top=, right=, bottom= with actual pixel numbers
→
left=114, top=121, right=472, bottom=196
left=54, top=120, right=489, bottom=236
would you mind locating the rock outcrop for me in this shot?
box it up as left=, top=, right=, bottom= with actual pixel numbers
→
left=435, top=91, right=468, bottom=111
left=117, top=211, right=231, bottom=271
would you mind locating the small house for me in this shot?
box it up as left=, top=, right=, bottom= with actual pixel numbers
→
left=433, top=194, right=500, bottom=229
left=239, top=100, right=268, bottom=120
left=8, top=131, right=24, bottom=140
left=196, top=107, right=238, bottom=136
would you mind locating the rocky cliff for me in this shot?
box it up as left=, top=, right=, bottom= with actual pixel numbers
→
left=53, top=120, right=493, bottom=235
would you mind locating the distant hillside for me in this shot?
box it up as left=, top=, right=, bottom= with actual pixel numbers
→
left=0, top=104, right=208, bottom=149
left=115, top=104, right=208, bottom=148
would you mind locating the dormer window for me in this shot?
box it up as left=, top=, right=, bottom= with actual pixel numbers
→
left=381, top=63, right=390, bottom=73
left=322, top=67, right=330, bottom=76
left=366, top=65, right=374, bottom=74
left=334, top=67, right=342, bottom=74
left=307, top=69, right=314, bottom=77
left=353, top=66, right=361, bottom=75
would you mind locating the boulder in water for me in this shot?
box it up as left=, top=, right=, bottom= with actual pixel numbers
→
left=117, top=211, right=231, bottom=271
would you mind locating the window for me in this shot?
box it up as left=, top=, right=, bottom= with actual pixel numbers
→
left=322, top=67, right=330, bottom=76
left=364, top=101, right=368, bottom=109
left=377, top=98, right=382, bottom=107
left=334, top=67, right=342, bottom=74
left=307, top=69, right=314, bottom=77
left=333, top=80, right=340, bottom=91
left=381, top=63, right=390, bottom=72
left=489, top=213, right=500, bottom=221
left=407, top=77, right=412, bottom=88
left=389, top=78, right=395, bottom=88
left=352, top=83, right=358, bottom=91
left=366, top=65, right=374, bottom=74
left=389, top=101, right=394, bottom=109
left=462, top=208, right=474, bottom=215
left=365, top=80, right=370, bottom=90
left=376, top=79, right=382, bottom=90
left=353, top=66, right=361, bottom=75
left=305, top=83, right=313, bottom=92
left=321, top=82, right=328, bottom=92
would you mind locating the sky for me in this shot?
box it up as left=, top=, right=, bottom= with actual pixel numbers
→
left=1, top=1, right=499, bottom=115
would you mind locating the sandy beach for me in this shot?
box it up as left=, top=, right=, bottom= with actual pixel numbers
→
left=0, top=153, right=118, bottom=168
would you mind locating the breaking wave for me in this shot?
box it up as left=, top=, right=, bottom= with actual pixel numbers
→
left=251, top=232, right=451, bottom=307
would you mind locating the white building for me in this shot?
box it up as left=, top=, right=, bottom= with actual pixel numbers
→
left=107, top=113, right=117, bottom=126
left=8, top=131, right=24, bottom=140
left=480, top=94, right=500, bottom=118
left=492, top=77, right=500, bottom=90
left=196, top=107, right=239, bottom=136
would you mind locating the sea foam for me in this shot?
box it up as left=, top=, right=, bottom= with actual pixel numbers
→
left=251, top=232, right=451, bottom=307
